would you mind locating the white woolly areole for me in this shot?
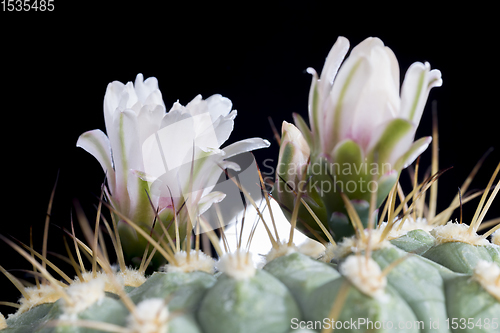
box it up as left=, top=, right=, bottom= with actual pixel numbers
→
left=217, top=250, right=256, bottom=280
left=162, top=250, right=215, bottom=274
left=492, top=229, right=500, bottom=246
left=118, top=267, right=147, bottom=287
left=472, top=260, right=500, bottom=301
left=298, top=238, right=327, bottom=258
left=265, top=241, right=298, bottom=262
left=0, top=313, right=7, bottom=330
left=380, top=217, right=433, bottom=239
left=333, top=228, right=392, bottom=260
left=320, top=242, right=337, bottom=263
left=12, top=283, right=65, bottom=318
left=266, top=238, right=326, bottom=263
left=61, top=277, right=105, bottom=316
left=76, top=268, right=146, bottom=294
left=430, top=221, right=490, bottom=246
left=340, top=255, right=387, bottom=300
left=127, top=298, right=169, bottom=333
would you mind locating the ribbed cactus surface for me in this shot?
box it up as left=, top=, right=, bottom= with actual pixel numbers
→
left=2, top=225, right=500, bottom=333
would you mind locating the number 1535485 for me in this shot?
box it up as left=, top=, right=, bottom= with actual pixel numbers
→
left=2, top=0, right=54, bottom=11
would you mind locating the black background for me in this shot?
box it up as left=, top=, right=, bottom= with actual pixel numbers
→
left=0, top=2, right=498, bottom=314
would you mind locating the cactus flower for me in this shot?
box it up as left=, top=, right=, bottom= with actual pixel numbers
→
left=276, top=37, right=442, bottom=240
left=77, top=74, right=270, bottom=263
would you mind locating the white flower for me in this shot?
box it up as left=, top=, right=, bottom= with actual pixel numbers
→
left=305, top=36, right=442, bottom=169
left=276, top=36, right=442, bottom=240
left=77, top=74, right=269, bottom=257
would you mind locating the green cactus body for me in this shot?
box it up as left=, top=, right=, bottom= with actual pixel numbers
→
left=127, top=271, right=217, bottom=312
left=197, top=269, right=301, bottom=333
left=3, top=303, right=54, bottom=333
left=423, top=243, right=500, bottom=274
left=263, top=252, right=340, bottom=317
left=445, top=275, right=500, bottom=333
left=306, top=276, right=419, bottom=333
left=371, top=246, right=454, bottom=333
left=389, top=229, right=435, bottom=255
left=3, top=237, right=500, bottom=333
left=4, top=38, right=500, bottom=333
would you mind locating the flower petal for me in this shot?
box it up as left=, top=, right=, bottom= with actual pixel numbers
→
left=400, top=62, right=442, bottom=124
left=367, top=118, right=414, bottom=168
left=394, top=136, right=432, bottom=170
left=134, top=74, right=163, bottom=106
left=108, top=109, right=143, bottom=212
left=306, top=67, right=321, bottom=151
left=197, top=191, right=227, bottom=216
left=348, top=44, right=401, bottom=150
left=222, top=138, right=271, bottom=159
left=76, top=129, right=116, bottom=192
left=325, top=53, right=371, bottom=151
left=319, top=36, right=350, bottom=96
left=205, top=94, right=233, bottom=122
left=205, top=110, right=237, bottom=147
left=292, top=112, right=314, bottom=150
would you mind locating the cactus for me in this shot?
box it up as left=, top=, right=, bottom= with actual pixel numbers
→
left=2, top=37, right=500, bottom=333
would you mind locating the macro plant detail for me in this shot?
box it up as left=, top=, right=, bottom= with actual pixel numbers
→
left=76, top=74, right=270, bottom=265
left=276, top=36, right=442, bottom=241
left=1, top=36, right=499, bottom=333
